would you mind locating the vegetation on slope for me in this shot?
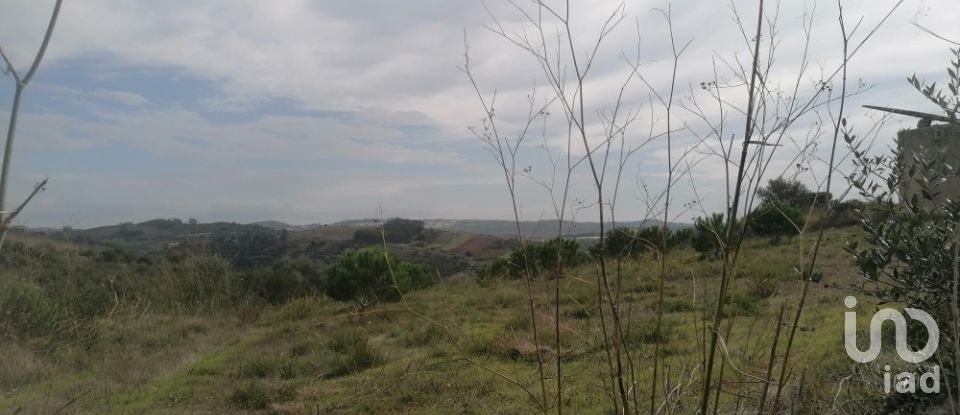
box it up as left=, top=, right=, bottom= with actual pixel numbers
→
left=0, top=227, right=891, bottom=414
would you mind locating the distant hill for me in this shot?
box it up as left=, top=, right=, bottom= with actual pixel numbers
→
left=248, top=220, right=324, bottom=232
left=16, top=217, right=689, bottom=257
left=23, top=218, right=514, bottom=273
left=334, top=218, right=689, bottom=238
left=44, top=219, right=277, bottom=252
left=249, top=220, right=292, bottom=230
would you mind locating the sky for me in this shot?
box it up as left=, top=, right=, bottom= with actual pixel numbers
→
left=0, top=0, right=957, bottom=228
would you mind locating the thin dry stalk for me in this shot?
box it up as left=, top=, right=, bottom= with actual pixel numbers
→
left=651, top=7, right=688, bottom=413
left=712, top=320, right=733, bottom=415
left=770, top=2, right=850, bottom=410
left=756, top=302, right=785, bottom=413
left=479, top=2, right=640, bottom=410
left=699, top=1, right=766, bottom=413
left=462, top=60, right=552, bottom=409
left=0, top=0, right=63, bottom=250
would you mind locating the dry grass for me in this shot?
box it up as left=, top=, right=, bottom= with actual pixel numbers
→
left=0, top=227, right=885, bottom=414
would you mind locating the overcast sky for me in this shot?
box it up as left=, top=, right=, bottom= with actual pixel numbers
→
left=0, top=0, right=957, bottom=228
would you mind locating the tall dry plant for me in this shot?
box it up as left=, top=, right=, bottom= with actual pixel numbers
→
left=667, top=0, right=901, bottom=412
left=0, top=0, right=63, bottom=250
left=468, top=0, right=903, bottom=413
left=467, top=1, right=693, bottom=411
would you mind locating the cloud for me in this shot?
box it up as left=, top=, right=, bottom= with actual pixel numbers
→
left=94, top=89, right=148, bottom=106
left=12, top=106, right=463, bottom=165
left=2, top=0, right=960, bottom=227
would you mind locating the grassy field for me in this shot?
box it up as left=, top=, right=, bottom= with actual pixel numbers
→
left=0, top=227, right=893, bottom=414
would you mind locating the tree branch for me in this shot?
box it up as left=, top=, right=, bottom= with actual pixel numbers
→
left=1, top=178, right=47, bottom=227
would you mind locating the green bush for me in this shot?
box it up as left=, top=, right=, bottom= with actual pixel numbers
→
left=597, top=227, right=644, bottom=258
left=240, top=358, right=279, bottom=378
left=382, top=218, right=425, bottom=242
left=728, top=291, right=763, bottom=316
left=352, top=218, right=425, bottom=244
left=625, top=319, right=674, bottom=345
left=691, top=213, right=728, bottom=260
left=230, top=382, right=269, bottom=409
left=352, top=228, right=381, bottom=244
left=484, top=238, right=585, bottom=279
left=276, top=257, right=326, bottom=292
left=325, top=249, right=432, bottom=303
left=229, top=381, right=294, bottom=409
left=822, top=199, right=865, bottom=228
left=748, top=202, right=803, bottom=237
left=531, top=238, right=584, bottom=274
left=210, top=229, right=281, bottom=269
left=178, top=255, right=238, bottom=310
left=745, top=272, right=780, bottom=299
left=244, top=267, right=305, bottom=305
left=481, top=247, right=532, bottom=280
left=326, top=330, right=385, bottom=377
left=757, top=177, right=831, bottom=209
left=669, top=228, right=695, bottom=248
left=240, top=256, right=327, bottom=305
left=1, top=240, right=265, bottom=319
left=663, top=298, right=698, bottom=312
left=0, top=280, right=66, bottom=339
left=148, top=255, right=242, bottom=312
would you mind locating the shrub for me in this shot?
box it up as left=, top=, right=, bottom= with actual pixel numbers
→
left=745, top=272, right=780, bottom=299
left=588, top=226, right=668, bottom=259
left=230, top=381, right=296, bottom=409
left=165, top=255, right=239, bottom=310
left=0, top=280, right=66, bottom=340
left=482, top=247, right=533, bottom=280
left=381, top=218, right=425, bottom=242
left=484, top=238, right=585, bottom=279
left=244, top=267, right=305, bottom=305
left=822, top=199, right=865, bottom=228
left=3, top=241, right=259, bottom=318
left=669, top=227, right=695, bottom=248
left=325, top=248, right=432, bottom=303
left=748, top=202, right=803, bottom=237
left=401, top=324, right=444, bottom=347
left=326, top=330, right=385, bottom=376
left=728, top=291, right=763, bottom=316
left=352, top=219, right=426, bottom=244
left=290, top=341, right=315, bottom=357
left=475, top=260, right=506, bottom=285
left=240, top=358, right=279, bottom=378
left=599, top=227, right=642, bottom=258
left=0, top=344, right=42, bottom=390
left=502, top=247, right=539, bottom=278
left=275, top=297, right=327, bottom=322
left=663, top=298, right=698, bottom=312
left=691, top=213, right=728, bottom=260
left=210, top=229, right=281, bottom=269
left=352, top=228, right=381, bottom=244
left=54, top=272, right=116, bottom=318
left=625, top=319, right=674, bottom=345
left=757, top=177, right=831, bottom=209
left=531, top=238, right=584, bottom=274
left=278, top=257, right=326, bottom=292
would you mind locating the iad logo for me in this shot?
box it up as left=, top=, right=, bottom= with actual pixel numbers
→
left=844, top=296, right=940, bottom=393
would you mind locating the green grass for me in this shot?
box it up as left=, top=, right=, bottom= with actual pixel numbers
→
left=0, top=227, right=887, bottom=414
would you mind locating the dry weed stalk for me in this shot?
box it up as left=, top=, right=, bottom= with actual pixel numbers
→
left=0, top=0, right=63, bottom=250
left=470, top=0, right=902, bottom=413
